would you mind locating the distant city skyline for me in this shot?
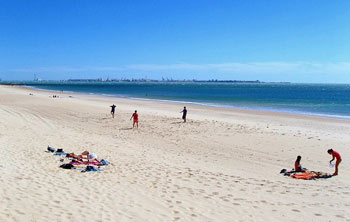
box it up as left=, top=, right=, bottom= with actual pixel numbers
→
left=1, top=1, right=349, bottom=83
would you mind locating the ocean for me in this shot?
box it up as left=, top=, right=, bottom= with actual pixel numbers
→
left=22, top=82, right=350, bottom=119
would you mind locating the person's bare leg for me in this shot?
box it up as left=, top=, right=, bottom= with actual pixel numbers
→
left=334, top=160, right=340, bottom=175
left=334, top=165, right=338, bottom=175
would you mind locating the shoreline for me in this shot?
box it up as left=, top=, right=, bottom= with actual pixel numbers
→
left=15, top=84, right=350, bottom=122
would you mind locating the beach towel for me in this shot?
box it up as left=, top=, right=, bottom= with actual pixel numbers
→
left=69, top=160, right=102, bottom=166
left=54, top=152, right=67, bottom=156
left=291, top=172, right=318, bottom=180
left=81, top=166, right=103, bottom=173
left=290, top=171, right=332, bottom=180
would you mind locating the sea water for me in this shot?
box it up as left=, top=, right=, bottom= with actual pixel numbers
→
left=22, top=82, right=350, bottom=119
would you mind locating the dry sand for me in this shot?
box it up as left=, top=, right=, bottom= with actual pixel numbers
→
left=0, top=85, right=349, bottom=222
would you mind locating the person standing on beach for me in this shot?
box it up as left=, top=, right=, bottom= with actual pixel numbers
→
left=328, top=149, right=342, bottom=176
left=130, top=110, right=139, bottom=128
left=180, top=106, right=187, bottom=122
left=110, top=104, right=116, bottom=118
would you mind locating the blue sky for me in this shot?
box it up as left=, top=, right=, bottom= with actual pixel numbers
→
left=1, top=0, right=349, bottom=83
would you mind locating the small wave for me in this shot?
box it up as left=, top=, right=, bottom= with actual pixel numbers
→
left=24, top=84, right=350, bottom=120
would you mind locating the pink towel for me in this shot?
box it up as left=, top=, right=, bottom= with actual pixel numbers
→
left=70, top=161, right=101, bottom=166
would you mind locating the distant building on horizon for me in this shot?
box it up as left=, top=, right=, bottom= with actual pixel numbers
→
left=33, top=74, right=42, bottom=82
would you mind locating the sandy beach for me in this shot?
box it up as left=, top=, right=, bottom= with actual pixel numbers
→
left=0, top=85, right=349, bottom=222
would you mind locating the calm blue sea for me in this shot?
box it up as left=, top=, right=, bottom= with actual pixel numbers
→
left=23, top=82, right=350, bottom=119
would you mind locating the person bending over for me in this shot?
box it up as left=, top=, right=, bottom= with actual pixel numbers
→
left=328, top=149, right=342, bottom=176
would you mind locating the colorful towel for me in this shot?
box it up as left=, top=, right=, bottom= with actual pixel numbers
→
left=291, top=172, right=318, bottom=180
left=81, top=166, right=103, bottom=173
left=54, top=152, right=67, bottom=156
left=290, top=171, right=332, bottom=180
left=70, top=160, right=102, bottom=166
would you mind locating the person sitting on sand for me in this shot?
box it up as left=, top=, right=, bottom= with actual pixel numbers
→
left=294, top=155, right=305, bottom=172
left=110, top=104, right=116, bottom=118
left=130, top=110, right=139, bottom=128
left=328, top=149, right=342, bottom=176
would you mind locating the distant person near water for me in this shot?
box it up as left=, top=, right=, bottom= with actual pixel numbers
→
left=328, top=149, right=342, bottom=176
left=294, top=156, right=305, bottom=172
left=110, top=104, right=116, bottom=118
left=130, top=110, right=139, bottom=128
left=180, top=106, right=187, bottom=122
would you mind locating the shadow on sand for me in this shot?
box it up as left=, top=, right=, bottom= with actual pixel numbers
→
left=171, top=121, right=183, bottom=124
left=119, top=127, right=133, bottom=130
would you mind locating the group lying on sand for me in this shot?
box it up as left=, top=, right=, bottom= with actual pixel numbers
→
left=281, top=149, right=342, bottom=180
left=47, top=146, right=109, bottom=172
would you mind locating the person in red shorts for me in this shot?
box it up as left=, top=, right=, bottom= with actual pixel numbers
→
left=328, top=149, right=342, bottom=176
left=130, top=110, right=139, bottom=128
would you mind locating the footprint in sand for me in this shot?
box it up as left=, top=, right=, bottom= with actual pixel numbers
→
left=15, top=210, right=25, bottom=215
left=335, top=215, right=344, bottom=218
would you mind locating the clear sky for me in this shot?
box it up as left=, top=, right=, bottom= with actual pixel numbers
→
left=1, top=0, right=349, bottom=83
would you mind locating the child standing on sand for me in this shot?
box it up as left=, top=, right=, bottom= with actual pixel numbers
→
left=328, top=149, right=342, bottom=176
left=130, top=110, right=139, bottom=128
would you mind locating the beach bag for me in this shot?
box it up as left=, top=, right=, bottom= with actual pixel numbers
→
left=101, top=159, right=109, bottom=166
left=86, top=166, right=97, bottom=172
left=60, top=163, right=75, bottom=169
left=47, top=146, right=55, bottom=152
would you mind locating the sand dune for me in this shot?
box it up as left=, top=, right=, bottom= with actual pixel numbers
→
left=0, top=85, right=349, bottom=222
